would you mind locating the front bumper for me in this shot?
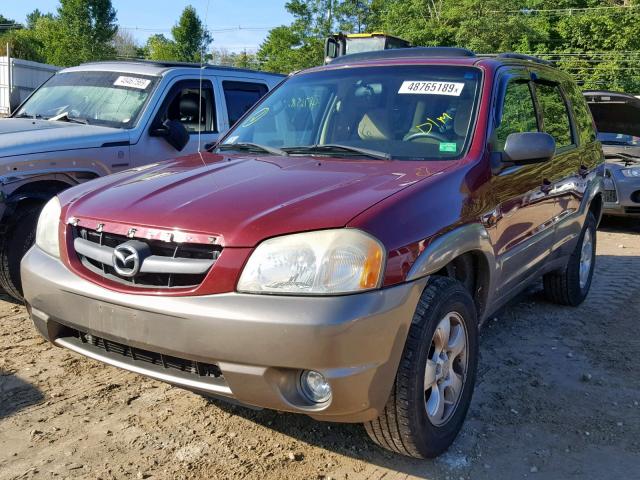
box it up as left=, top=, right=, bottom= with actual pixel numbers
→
left=22, top=246, right=427, bottom=423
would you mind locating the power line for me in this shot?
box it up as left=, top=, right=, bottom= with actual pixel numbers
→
left=489, top=5, right=640, bottom=15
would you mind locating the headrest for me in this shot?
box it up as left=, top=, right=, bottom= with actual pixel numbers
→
left=358, top=109, right=391, bottom=140
left=180, top=93, right=202, bottom=119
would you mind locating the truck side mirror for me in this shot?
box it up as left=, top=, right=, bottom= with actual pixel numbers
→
left=503, top=132, right=556, bottom=165
left=150, top=120, right=190, bottom=152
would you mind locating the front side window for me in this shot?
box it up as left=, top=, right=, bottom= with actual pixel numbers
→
left=536, top=83, right=574, bottom=149
left=14, top=71, right=158, bottom=129
left=220, top=66, right=482, bottom=161
left=494, top=81, right=539, bottom=152
left=160, top=82, right=216, bottom=134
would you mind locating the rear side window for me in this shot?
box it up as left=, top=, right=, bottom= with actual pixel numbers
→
left=223, top=81, right=268, bottom=126
left=535, top=84, right=574, bottom=149
left=563, top=81, right=597, bottom=145
left=495, top=81, right=538, bottom=151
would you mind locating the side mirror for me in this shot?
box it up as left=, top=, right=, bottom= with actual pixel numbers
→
left=150, top=120, right=190, bottom=151
left=503, top=132, right=556, bottom=165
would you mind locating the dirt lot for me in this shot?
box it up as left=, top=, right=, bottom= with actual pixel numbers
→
left=1, top=218, right=639, bottom=480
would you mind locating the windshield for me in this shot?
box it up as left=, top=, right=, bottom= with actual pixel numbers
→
left=220, top=65, right=481, bottom=161
left=597, top=132, right=640, bottom=146
left=15, top=71, right=159, bottom=129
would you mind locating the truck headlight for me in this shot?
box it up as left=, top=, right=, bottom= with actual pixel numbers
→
left=35, top=196, right=61, bottom=258
left=237, top=229, right=385, bottom=295
left=621, top=167, right=640, bottom=178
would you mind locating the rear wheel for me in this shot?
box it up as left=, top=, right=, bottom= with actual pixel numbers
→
left=364, top=276, right=478, bottom=458
left=543, top=211, right=597, bottom=306
left=0, top=204, right=43, bottom=301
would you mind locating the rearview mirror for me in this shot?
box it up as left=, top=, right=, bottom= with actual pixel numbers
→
left=503, top=132, right=556, bottom=165
left=150, top=120, right=190, bottom=151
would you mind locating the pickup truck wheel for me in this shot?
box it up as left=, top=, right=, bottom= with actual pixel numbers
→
left=543, top=211, right=597, bottom=306
left=364, top=276, right=478, bottom=458
left=0, top=204, right=42, bottom=301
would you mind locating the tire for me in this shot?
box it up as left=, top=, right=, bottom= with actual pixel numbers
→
left=0, top=204, right=43, bottom=301
left=364, top=276, right=479, bottom=458
left=543, top=211, right=597, bottom=307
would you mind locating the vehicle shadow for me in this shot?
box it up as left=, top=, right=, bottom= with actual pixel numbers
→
left=0, top=371, right=45, bottom=419
left=0, top=291, right=22, bottom=307
left=598, top=215, right=640, bottom=234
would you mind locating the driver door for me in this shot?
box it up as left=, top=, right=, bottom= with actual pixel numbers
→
left=131, top=79, right=219, bottom=166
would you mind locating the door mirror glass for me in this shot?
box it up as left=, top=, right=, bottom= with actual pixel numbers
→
left=151, top=119, right=190, bottom=151
left=503, top=132, right=556, bottom=165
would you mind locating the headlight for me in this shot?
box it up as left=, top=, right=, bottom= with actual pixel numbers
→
left=621, top=167, right=640, bottom=178
left=237, top=229, right=385, bottom=295
left=35, top=196, right=61, bottom=258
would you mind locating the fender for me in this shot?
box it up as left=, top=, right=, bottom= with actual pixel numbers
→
left=406, top=223, right=497, bottom=320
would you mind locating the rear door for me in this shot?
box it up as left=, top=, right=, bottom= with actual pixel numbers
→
left=531, top=74, right=582, bottom=222
left=217, top=79, right=269, bottom=132
left=489, top=68, right=558, bottom=295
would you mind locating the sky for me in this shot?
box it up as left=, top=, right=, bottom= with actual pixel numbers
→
left=2, top=0, right=293, bottom=52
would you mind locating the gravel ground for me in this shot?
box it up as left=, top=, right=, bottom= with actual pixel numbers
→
left=1, top=218, right=639, bottom=480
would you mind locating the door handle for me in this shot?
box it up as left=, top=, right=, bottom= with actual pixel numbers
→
left=541, top=179, right=552, bottom=194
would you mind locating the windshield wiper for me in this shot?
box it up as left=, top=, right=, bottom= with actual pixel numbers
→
left=283, top=144, right=391, bottom=160
left=217, top=142, right=288, bottom=156
left=48, top=112, right=90, bottom=125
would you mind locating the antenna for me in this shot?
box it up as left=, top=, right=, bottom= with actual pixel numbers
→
left=198, top=0, right=212, bottom=166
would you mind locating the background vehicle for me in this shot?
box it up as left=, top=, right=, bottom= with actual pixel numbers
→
left=0, top=60, right=283, bottom=300
left=324, top=32, right=411, bottom=63
left=584, top=90, right=640, bottom=218
left=23, top=48, right=603, bottom=459
left=0, top=55, right=60, bottom=116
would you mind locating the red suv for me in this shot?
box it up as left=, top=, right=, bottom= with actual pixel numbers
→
left=22, top=48, right=603, bottom=458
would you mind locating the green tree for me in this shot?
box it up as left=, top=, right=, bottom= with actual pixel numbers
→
left=39, top=0, right=118, bottom=66
left=146, top=6, right=212, bottom=63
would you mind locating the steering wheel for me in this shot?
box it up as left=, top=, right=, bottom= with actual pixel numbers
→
left=404, top=131, right=451, bottom=143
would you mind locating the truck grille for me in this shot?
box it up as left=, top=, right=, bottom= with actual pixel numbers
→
left=603, top=189, right=618, bottom=203
left=73, top=227, right=221, bottom=288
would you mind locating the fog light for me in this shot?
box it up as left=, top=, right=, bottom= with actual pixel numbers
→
left=300, top=370, right=332, bottom=403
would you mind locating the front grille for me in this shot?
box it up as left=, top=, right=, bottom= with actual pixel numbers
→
left=74, top=227, right=222, bottom=288
left=72, top=328, right=224, bottom=379
left=603, top=189, right=618, bottom=203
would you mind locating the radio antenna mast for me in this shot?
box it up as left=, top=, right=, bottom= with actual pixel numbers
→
left=198, top=0, right=212, bottom=167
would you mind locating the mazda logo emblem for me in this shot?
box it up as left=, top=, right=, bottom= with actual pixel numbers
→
left=112, top=242, right=144, bottom=278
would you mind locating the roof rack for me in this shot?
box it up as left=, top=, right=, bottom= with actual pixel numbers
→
left=79, top=59, right=285, bottom=76
left=496, top=53, right=554, bottom=67
left=328, top=47, right=476, bottom=65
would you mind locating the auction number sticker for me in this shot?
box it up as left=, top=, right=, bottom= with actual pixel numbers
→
left=114, top=76, right=152, bottom=90
left=398, top=81, right=465, bottom=96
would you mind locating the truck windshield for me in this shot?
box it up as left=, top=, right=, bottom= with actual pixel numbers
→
left=14, top=71, right=159, bottom=129
left=220, top=65, right=481, bottom=161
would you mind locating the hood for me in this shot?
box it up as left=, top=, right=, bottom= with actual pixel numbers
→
left=585, top=91, right=640, bottom=138
left=0, top=118, right=129, bottom=158
left=64, top=153, right=453, bottom=247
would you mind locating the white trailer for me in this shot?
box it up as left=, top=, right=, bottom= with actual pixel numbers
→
left=0, top=48, right=60, bottom=116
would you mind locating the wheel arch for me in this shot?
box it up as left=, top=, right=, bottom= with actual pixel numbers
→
left=406, top=223, right=496, bottom=320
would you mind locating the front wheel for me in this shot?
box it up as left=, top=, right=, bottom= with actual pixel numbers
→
left=365, top=276, right=478, bottom=458
left=543, top=211, right=597, bottom=306
left=0, top=204, right=42, bottom=301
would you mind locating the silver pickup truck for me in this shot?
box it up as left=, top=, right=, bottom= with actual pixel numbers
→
left=0, top=61, right=284, bottom=299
